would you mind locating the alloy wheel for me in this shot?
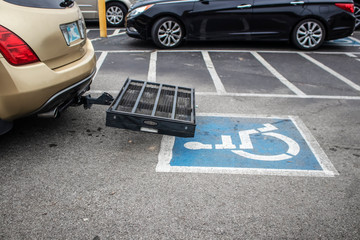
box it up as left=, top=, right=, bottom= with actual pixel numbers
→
left=157, top=20, right=183, bottom=47
left=106, top=6, right=124, bottom=25
left=295, top=21, right=323, bottom=49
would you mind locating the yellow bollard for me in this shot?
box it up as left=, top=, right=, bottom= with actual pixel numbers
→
left=98, top=0, right=107, bottom=37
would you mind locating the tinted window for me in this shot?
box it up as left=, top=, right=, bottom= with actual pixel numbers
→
left=4, top=0, right=72, bottom=9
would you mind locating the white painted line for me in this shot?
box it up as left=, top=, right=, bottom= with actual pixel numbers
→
left=299, top=53, right=360, bottom=92
left=94, top=51, right=108, bottom=79
left=87, top=28, right=126, bottom=31
left=201, top=50, right=226, bottom=94
left=161, top=50, right=359, bottom=54
left=156, top=164, right=335, bottom=177
left=251, top=51, right=306, bottom=96
left=156, top=135, right=175, bottom=172
left=213, top=92, right=360, bottom=100
left=90, top=32, right=126, bottom=41
left=349, top=36, right=360, bottom=45
left=112, top=29, right=121, bottom=35
left=290, top=116, right=339, bottom=176
left=109, top=32, right=126, bottom=37
left=156, top=113, right=338, bottom=177
left=88, top=90, right=360, bottom=100
left=95, top=50, right=153, bottom=53
left=346, top=53, right=357, bottom=58
left=94, top=49, right=360, bottom=55
left=148, top=51, right=157, bottom=82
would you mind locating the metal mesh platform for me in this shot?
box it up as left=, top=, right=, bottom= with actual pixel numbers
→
left=106, top=79, right=196, bottom=137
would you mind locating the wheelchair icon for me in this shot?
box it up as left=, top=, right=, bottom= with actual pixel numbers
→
left=184, top=123, right=300, bottom=161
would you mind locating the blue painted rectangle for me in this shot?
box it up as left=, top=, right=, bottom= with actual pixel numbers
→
left=170, top=116, right=322, bottom=171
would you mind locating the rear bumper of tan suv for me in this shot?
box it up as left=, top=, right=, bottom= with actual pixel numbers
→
left=0, top=39, right=96, bottom=121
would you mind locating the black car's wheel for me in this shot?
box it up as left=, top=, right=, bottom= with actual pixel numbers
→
left=151, top=17, right=184, bottom=48
left=292, top=19, right=325, bottom=50
left=355, top=4, right=360, bottom=29
left=106, top=2, right=127, bottom=27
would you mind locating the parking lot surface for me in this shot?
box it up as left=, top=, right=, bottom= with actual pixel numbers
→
left=1, top=28, right=360, bottom=239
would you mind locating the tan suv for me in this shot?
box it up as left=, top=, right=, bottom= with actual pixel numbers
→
left=0, top=0, right=96, bottom=135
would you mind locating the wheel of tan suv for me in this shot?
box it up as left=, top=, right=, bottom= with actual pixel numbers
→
left=151, top=17, right=184, bottom=48
left=106, top=2, right=127, bottom=27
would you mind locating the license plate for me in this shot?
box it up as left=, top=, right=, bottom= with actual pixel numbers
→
left=60, top=22, right=81, bottom=45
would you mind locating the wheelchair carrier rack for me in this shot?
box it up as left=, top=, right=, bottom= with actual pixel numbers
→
left=105, top=79, right=196, bottom=138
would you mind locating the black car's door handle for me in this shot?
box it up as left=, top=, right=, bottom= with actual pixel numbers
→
left=290, top=1, right=305, bottom=5
left=237, top=4, right=252, bottom=8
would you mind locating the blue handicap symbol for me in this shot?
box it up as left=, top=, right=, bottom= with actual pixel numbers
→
left=170, top=116, right=323, bottom=171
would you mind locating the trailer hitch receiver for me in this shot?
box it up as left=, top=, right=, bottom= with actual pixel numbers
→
left=80, top=92, right=114, bottom=109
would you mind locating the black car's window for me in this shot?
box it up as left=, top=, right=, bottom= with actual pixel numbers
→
left=4, top=0, right=72, bottom=9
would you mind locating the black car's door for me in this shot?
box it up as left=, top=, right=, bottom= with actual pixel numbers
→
left=186, top=0, right=254, bottom=40
left=251, top=0, right=308, bottom=40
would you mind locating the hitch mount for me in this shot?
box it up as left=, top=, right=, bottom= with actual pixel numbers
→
left=80, top=92, right=114, bottom=109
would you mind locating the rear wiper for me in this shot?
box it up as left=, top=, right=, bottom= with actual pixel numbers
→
left=60, top=0, right=74, bottom=8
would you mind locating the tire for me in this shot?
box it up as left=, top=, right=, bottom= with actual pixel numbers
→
left=292, top=19, right=325, bottom=50
left=151, top=17, right=184, bottom=49
left=355, top=4, right=360, bottom=30
left=106, top=2, right=127, bottom=27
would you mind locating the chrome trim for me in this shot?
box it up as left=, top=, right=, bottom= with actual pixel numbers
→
left=77, top=4, right=93, bottom=7
left=37, top=108, right=59, bottom=118
left=290, top=1, right=305, bottom=5
left=80, top=10, right=97, bottom=14
left=157, top=0, right=197, bottom=5
left=237, top=4, right=252, bottom=8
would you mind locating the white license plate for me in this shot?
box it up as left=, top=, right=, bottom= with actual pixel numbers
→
left=61, top=22, right=81, bottom=45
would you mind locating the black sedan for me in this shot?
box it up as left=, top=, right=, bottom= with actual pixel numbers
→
left=126, top=0, right=356, bottom=50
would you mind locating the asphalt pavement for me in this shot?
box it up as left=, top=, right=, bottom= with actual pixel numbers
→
left=0, top=29, right=360, bottom=239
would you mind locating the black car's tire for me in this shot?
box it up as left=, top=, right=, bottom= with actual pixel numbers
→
left=106, top=2, right=127, bottom=27
left=355, top=4, right=360, bottom=29
left=292, top=19, right=326, bottom=50
left=151, top=17, right=184, bottom=48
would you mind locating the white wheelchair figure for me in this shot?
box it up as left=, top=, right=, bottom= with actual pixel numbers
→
left=184, top=123, right=300, bottom=161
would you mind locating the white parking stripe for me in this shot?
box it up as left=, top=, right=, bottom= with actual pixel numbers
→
left=94, top=50, right=360, bottom=55
left=299, top=53, right=360, bottom=92
left=201, top=51, right=227, bottom=95
left=94, top=51, right=108, bottom=79
left=346, top=53, right=357, bottom=57
left=112, top=29, right=121, bottom=35
left=148, top=51, right=157, bottom=82
left=251, top=51, right=306, bottom=96
left=88, top=90, right=360, bottom=100
left=349, top=37, right=360, bottom=45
